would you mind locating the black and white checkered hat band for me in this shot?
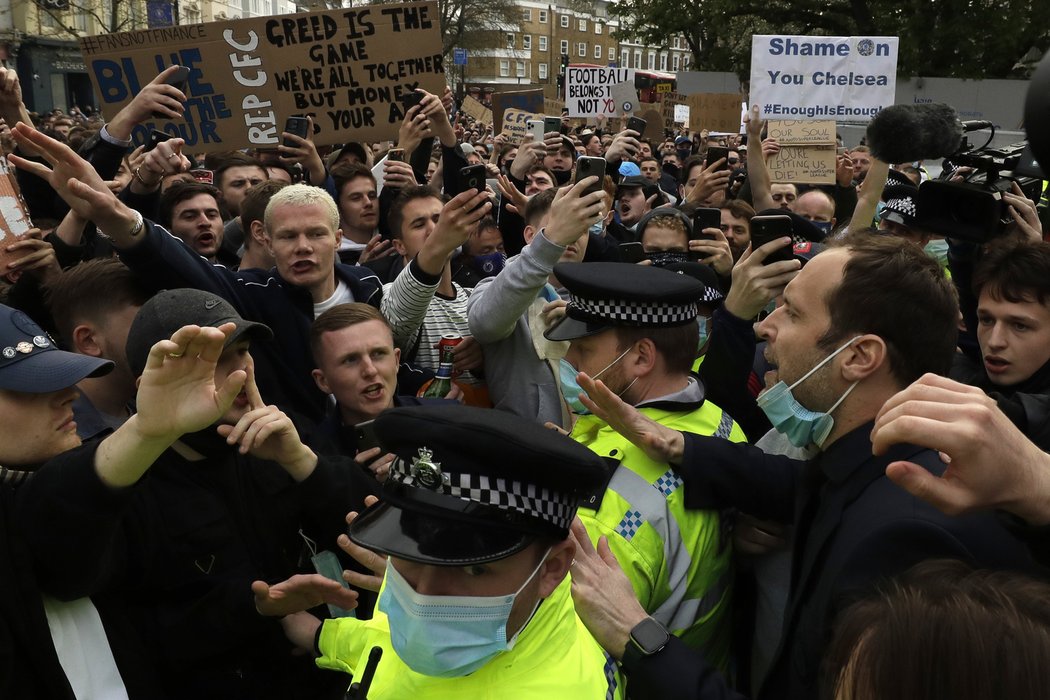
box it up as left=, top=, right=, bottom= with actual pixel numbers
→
left=391, top=458, right=578, bottom=530
left=884, top=196, right=917, bottom=219
left=570, top=296, right=698, bottom=325
left=701, top=286, right=724, bottom=304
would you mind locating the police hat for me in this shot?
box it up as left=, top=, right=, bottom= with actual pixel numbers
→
left=125, top=289, right=273, bottom=378
left=0, top=304, right=112, bottom=392
left=349, top=405, right=608, bottom=566
left=545, top=262, right=704, bottom=341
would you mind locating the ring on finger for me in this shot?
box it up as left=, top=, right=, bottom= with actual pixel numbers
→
left=167, top=152, right=178, bottom=160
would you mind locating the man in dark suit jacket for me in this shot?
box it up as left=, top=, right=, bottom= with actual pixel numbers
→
left=569, top=235, right=1039, bottom=700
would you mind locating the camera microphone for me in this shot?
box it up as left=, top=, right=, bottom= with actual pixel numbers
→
left=865, top=103, right=965, bottom=164
left=960, top=120, right=994, bottom=132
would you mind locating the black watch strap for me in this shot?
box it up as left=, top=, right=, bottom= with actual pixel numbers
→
left=621, top=617, right=670, bottom=670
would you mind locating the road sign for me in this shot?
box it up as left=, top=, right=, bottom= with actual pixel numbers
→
left=453, top=48, right=468, bottom=66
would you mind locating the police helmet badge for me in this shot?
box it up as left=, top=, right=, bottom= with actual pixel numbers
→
left=410, top=447, right=447, bottom=490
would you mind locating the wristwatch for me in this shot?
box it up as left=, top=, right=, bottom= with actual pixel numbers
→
left=621, top=616, right=670, bottom=670
left=99, top=210, right=143, bottom=241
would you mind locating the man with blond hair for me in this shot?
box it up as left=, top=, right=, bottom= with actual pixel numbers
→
left=10, top=124, right=382, bottom=420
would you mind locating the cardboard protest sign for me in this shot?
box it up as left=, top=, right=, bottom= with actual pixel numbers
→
left=461, top=95, right=492, bottom=125
left=610, top=80, right=638, bottom=116
left=501, top=108, right=541, bottom=144
left=79, top=2, right=446, bottom=152
left=750, top=35, right=898, bottom=121
left=566, top=66, right=635, bottom=118
left=766, top=119, right=836, bottom=145
left=544, top=98, right=564, bottom=116
left=0, top=153, right=34, bottom=272
left=639, top=109, right=664, bottom=141
left=491, top=89, right=544, bottom=134
left=768, top=145, right=837, bottom=184
left=661, top=91, right=687, bottom=132
left=687, top=93, right=743, bottom=132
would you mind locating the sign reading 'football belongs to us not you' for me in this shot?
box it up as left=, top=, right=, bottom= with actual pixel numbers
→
left=78, top=2, right=446, bottom=152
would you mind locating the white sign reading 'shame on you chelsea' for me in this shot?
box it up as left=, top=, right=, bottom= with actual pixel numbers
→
left=750, top=35, right=899, bottom=122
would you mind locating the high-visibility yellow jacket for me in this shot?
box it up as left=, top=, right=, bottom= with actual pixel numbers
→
left=574, top=398, right=745, bottom=671
left=316, top=575, right=623, bottom=699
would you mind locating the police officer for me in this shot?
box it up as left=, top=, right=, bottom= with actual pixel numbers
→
left=305, top=404, right=624, bottom=698
left=544, top=262, right=745, bottom=668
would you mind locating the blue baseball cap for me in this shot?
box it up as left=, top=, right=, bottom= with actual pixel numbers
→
left=0, top=305, right=112, bottom=392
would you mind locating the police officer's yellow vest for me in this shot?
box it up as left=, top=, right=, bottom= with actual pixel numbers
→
left=573, top=400, right=745, bottom=672
left=316, top=575, right=623, bottom=699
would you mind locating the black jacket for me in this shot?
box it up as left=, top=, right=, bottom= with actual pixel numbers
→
left=17, top=439, right=377, bottom=700
left=622, top=422, right=1038, bottom=700
left=117, top=220, right=383, bottom=422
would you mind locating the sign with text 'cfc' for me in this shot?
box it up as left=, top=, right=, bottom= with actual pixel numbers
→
left=750, top=35, right=898, bottom=122
left=79, top=2, right=446, bottom=152
left=566, top=66, right=635, bottom=118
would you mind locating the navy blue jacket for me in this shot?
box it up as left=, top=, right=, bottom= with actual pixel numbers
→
left=117, top=220, right=382, bottom=422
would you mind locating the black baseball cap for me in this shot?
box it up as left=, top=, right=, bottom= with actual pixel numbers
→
left=0, top=305, right=112, bottom=392
left=125, top=289, right=273, bottom=378
left=350, top=405, right=608, bottom=566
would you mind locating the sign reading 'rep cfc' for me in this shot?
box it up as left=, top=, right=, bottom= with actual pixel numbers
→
left=750, top=35, right=898, bottom=122
left=79, top=2, right=445, bottom=152
left=566, top=66, right=635, bottom=118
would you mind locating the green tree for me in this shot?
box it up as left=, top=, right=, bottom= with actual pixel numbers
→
left=369, top=0, right=522, bottom=57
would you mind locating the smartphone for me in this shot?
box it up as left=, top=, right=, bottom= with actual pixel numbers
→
left=387, top=148, right=405, bottom=163
left=283, top=116, right=309, bottom=148
left=527, top=119, right=544, bottom=143
left=189, top=168, right=214, bottom=184
left=691, top=208, right=721, bottom=241
left=143, top=129, right=172, bottom=152
left=401, top=90, right=424, bottom=112
left=460, top=164, right=488, bottom=212
left=837, top=146, right=848, bottom=155
left=354, top=420, right=381, bottom=452
left=151, top=65, right=190, bottom=118
left=543, top=116, right=562, bottom=135
left=626, top=116, right=647, bottom=135
left=574, top=156, right=606, bottom=196
left=750, top=215, right=794, bottom=264
left=619, top=241, right=646, bottom=264
left=706, top=146, right=730, bottom=171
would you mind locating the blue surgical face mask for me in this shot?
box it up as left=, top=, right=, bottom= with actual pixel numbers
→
left=810, top=220, right=833, bottom=236
left=473, top=251, right=506, bottom=277
left=924, top=239, right=948, bottom=268
left=756, top=336, right=861, bottom=448
left=379, top=549, right=550, bottom=678
left=588, top=220, right=604, bottom=237
left=559, top=345, right=637, bottom=413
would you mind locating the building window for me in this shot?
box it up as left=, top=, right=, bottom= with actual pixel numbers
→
left=578, top=18, right=586, bottom=31
left=594, top=44, right=602, bottom=59
left=672, top=54, right=680, bottom=71
left=560, top=39, right=569, bottom=55
left=500, top=59, right=510, bottom=77
left=516, top=61, right=526, bottom=77
left=673, top=37, right=679, bottom=49
left=683, top=54, right=690, bottom=68
left=539, top=62, right=548, bottom=79
left=660, top=52, right=667, bottom=71
left=523, top=34, right=531, bottom=50
left=609, top=47, right=616, bottom=61
left=633, top=49, right=641, bottom=68
left=40, top=7, right=56, bottom=27
left=539, top=35, right=548, bottom=52
left=621, top=50, right=629, bottom=67
left=647, top=51, right=655, bottom=69
left=506, top=32, right=515, bottom=48
left=539, top=9, right=548, bottom=22
left=577, top=42, right=586, bottom=57
left=522, top=8, right=531, bottom=21
left=560, top=14, right=568, bottom=28
left=74, top=10, right=89, bottom=31
left=595, top=22, right=602, bottom=34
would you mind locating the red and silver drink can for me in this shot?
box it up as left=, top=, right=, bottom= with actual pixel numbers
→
left=439, top=334, right=463, bottom=351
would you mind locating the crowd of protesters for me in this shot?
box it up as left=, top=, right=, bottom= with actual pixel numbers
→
left=1, top=56, right=1050, bottom=700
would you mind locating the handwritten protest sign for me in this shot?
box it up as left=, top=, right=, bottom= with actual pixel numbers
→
left=766, top=119, right=836, bottom=145
left=461, top=95, right=492, bottom=125
left=566, top=66, right=635, bottom=117
left=768, top=145, right=837, bottom=184
left=501, top=108, right=541, bottom=144
left=0, top=153, right=33, bottom=273
left=544, top=98, right=564, bottom=116
left=750, top=35, right=898, bottom=121
left=661, top=91, right=687, bottom=131
left=79, top=2, right=445, bottom=152
left=491, top=89, right=544, bottom=133
left=687, top=93, right=742, bottom=132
